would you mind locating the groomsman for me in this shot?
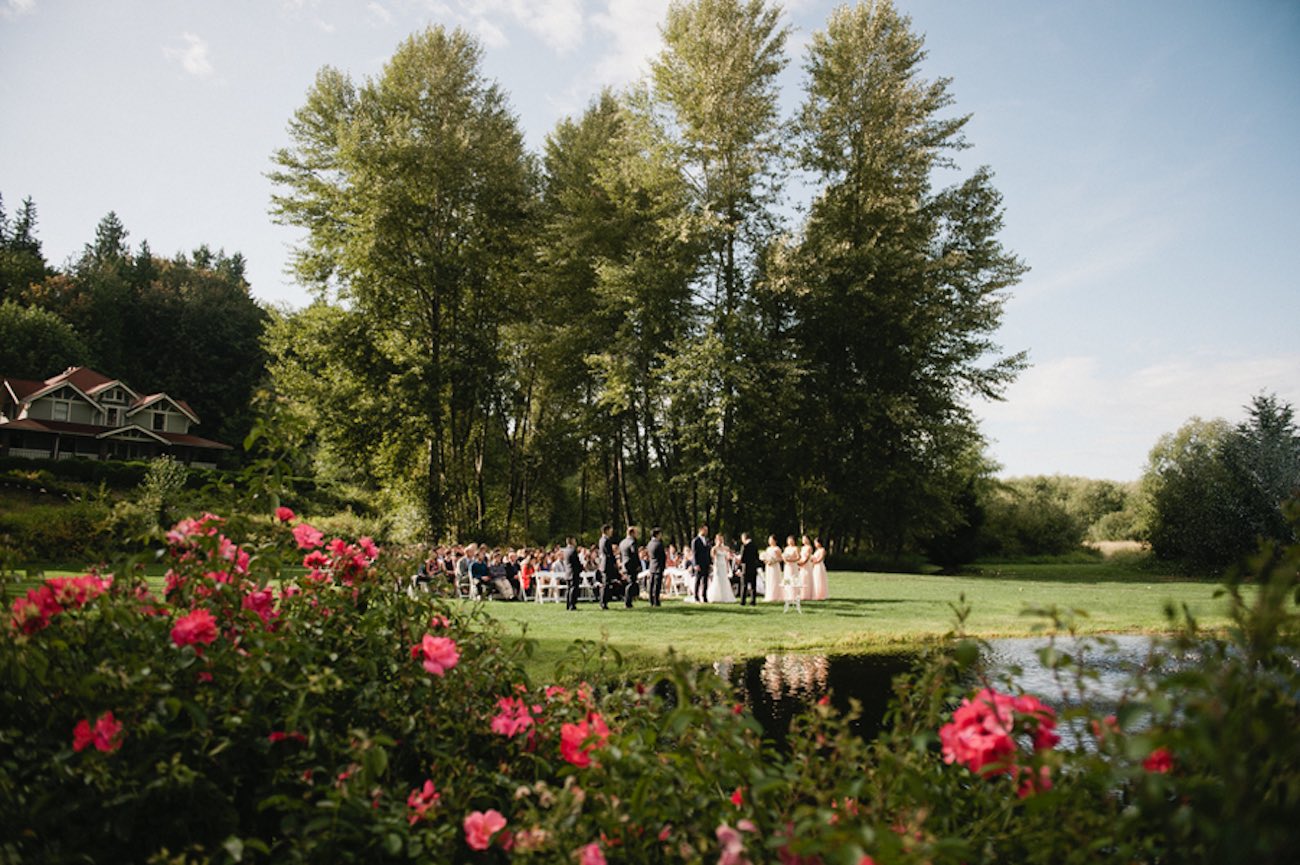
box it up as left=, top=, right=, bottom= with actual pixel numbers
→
left=563, top=536, right=583, bottom=610
left=617, top=526, right=641, bottom=608
left=598, top=524, right=620, bottom=609
left=738, top=531, right=760, bottom=605
left=691, top=524, right=711, bottom=603
left=645, top=526, right=666, bottom=606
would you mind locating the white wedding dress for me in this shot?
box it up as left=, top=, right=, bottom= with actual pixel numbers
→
left=707, top=547, right=737, bottom=603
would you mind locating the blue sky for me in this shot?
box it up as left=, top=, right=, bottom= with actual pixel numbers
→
left=2, top=0, right=1297, bottom=481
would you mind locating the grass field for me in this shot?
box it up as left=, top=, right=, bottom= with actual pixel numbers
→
left=6, top=560, right=1232, bottom=683
left=479, top=564, right=1232, bottom=680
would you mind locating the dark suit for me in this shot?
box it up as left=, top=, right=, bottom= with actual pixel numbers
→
left=738, top=538, right=760, bottom=605
left=617, top=535, right=641, bottom=607
left=598, top=533, right=620, bottom=608
left=691, top=533, right=711, bottom=602
left=563, top=545, right=583, bottom=610
left=645, top=536, right=666, bottom=606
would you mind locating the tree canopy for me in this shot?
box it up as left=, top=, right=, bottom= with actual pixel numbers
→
left=267, top=0, right=1027, bottom=550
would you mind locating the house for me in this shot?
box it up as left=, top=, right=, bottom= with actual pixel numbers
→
left=0, top=367, right=231, bottom=469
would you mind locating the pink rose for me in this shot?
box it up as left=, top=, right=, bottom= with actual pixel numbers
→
left=242, top=588, right=277, bottom=626
left=560, top=712, right=610, bottom=768
left=171, top=608, right=218, bottom=649
left=73, top=711, right=124, bottom=753
left=292, top=523, right=324, bottom=550
left=415, top=634, right=460, bottom=677
left=580, top=842, right=607, bottom=865
left=72, top=718, right=94, bottom=752
left=275, top=506, right=295, bottom=523
left=490, top=696, right=535, bottom=738
left=463, top=809, right=507, bottom=850
left=407, top=779, right=440, bottom=825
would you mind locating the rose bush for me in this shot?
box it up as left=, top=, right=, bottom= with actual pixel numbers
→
left=1, top=507, right=1297, bottom=863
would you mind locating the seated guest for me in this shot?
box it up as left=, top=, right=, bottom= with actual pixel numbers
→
left=471, top=550, right=492, bottom=599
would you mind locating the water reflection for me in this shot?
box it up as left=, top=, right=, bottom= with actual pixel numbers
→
left=729, top=652, right=913, bottom=748
left=729, top=636, right=1156, bottom=748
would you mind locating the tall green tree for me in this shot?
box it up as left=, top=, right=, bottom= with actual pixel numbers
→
left=791, top=0, right=1026, bottom=555
left=648, top=0, right=791, bottom=531
left=0, top=194, right=51, bottom=302
left=270, top=27, right=535, bottom=540
left=0, top=300, right=93, bottom=379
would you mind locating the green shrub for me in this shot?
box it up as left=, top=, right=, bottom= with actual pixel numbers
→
left=0, top=499, right=110, bottom=561
left=2, top=509, right=1297, bottom=863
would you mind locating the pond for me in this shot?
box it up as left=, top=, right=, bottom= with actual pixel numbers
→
left=723, top=635, right=1157, bottom=748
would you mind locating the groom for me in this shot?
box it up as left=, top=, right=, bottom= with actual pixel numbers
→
left=737, top=531, right=760, bottom=605
left=691, top=523, right=711, bottom=603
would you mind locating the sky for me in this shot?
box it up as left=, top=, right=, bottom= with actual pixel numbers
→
left=2, top=0, right=1297, bottom=482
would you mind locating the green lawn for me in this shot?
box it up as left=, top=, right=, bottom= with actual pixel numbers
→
left=478, top=565, right=1233, bottom=680
left=7, top=560, right=1233, bottom=683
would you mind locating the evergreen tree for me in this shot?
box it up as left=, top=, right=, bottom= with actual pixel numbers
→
left=0, top=194, right=51, bottom=302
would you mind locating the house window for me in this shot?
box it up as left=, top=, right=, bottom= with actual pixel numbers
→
left=153, top=412, right=166, bottom=431
left=52, top=400, right=70, bottom=421
left=106, top=408, right=119, bottom=426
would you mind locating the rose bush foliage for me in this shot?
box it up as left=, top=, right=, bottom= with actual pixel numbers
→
left=2, top=509, right=1298, bottom=863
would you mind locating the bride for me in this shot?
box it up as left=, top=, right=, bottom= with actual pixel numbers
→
left=707, top=532, right=737, bottom=603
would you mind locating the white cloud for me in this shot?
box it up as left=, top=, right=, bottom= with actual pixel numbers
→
left=367, top=1, right=392, bottom=26
left=163, top=32, right=214, bottom=79
left=975, top=351, right=1300, bottom=479
left=1, top=0, right=36, bottom=18
left=589, top=0, right=670, bottom=87
left=424, top=0, right=585, bottom=54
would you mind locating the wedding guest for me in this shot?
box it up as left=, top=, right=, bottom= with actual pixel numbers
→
left=646, top=526, right=666, bottom=607
left=810, top=537, right=829, bottom=600
left=763, top=535, right=784, bottom=603
left=563, top=536, right=582, bottom=611
left=782, top=535, right=802, bottom=614
left=798, top=534, right=814, bottom=601
left=737, top=531, right=760, bottom=606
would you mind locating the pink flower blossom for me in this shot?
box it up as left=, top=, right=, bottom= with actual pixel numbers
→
left=275, top=506, right=296, bottom=523
left=1143, top=746, right=1174, bottom=774
left=716, top=823, right=752, bottom=865
left=463, top=809, right=507, bottom=850
left=407, top=779, right=441, bottom=825
left=938, top=688, right=1058, bottom=778
left=73, top=711, right=124, bottom=753
left=171, top=608, right=218, bottom=649
left=560, top=712, right=610, bottom=768
left=72, top=718, right=94, bottom=752
left=292, top=523, right=324, bottom=550
left=730, top=787, right=744, bottom=807
left=242, top=588, right=277, bottom=626
left=580, top=842, right=607, bottom=865
left=358, top=536, right=380, bottom=561
left=414, top=634, right=460, bottom=677
left=490, top=696, right=535, bottom=738
left=268, top=730, right=307, bottom=745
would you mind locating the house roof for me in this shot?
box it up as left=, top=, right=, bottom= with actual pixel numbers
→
left=45, top=366, right=114, bottom=392
left=4, top=377, right=45, bottom=402
left=4, top=366, right=204, bottom=425
left=0, top=417, right=231, bottom=450
left=128, top=393, right=202, bottom=424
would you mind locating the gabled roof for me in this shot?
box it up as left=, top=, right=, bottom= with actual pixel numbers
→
left=127, top=393, right=201, bottom=424
left=4, top=377, right=45, bottom=403
left=45, top=366, right=114, bottom=392
left=96, top=424, right=172, bottom=445
left=85, top=378, right=139, bottom=400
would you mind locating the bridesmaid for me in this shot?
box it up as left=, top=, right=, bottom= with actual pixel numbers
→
left=810, top=537, right=829, bottom=600
left=762, top=534, right=784, bottom=603
left=781, top=535, right=802, bottom=614
left=798, top=534, right=814, bottom=601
